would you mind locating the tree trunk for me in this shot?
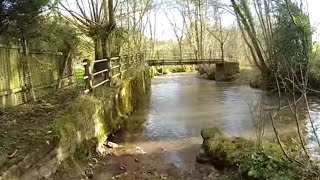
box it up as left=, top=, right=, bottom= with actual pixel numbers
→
left=102, top=36, right=109, bottom=58
left=179, top=42, right=183, bottom=62
left=94, top=37, right=108, bottom=79
left=95, top=38, right=104, bottom=60
left=232, top=0, right=270, bottom=76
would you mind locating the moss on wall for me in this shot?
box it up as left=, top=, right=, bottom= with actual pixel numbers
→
left=53, top=67, right=151, bottom=162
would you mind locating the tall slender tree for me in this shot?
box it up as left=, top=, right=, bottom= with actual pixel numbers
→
left=231, top=0, right=311, bottom=78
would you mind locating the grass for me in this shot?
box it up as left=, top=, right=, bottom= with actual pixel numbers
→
left=74, top=67, right=85, bottom=86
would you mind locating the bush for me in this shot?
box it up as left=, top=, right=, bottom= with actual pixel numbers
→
left=202, top=129, right=319, bottom=179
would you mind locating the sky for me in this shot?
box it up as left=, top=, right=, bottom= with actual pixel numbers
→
left=308, top=0, right=320, bottom=41
left=62, top=0, right=320, bottom=41
left=149, top=0, right=320, bottom=41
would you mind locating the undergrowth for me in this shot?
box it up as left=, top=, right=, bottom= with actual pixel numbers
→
left=202, top=128, right=320, bottom=179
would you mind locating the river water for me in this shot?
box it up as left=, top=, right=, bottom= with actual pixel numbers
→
left=119, top=72, right=320, bottom=173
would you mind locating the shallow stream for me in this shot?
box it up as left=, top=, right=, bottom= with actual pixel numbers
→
left=108, top=72, right=320, bottom=175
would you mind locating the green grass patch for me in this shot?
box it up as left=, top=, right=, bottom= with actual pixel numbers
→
left=74, top=68, right=85, bottom=86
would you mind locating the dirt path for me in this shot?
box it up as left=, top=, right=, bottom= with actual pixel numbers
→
left=0, top=88, right=81, bottom=174
left=47, top=143, right=239, bottom=180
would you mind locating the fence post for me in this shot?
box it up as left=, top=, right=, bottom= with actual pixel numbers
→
left=119, top=57, right=123, bottom=80
left=209, top=50, right=212, bottom=64
left=83, top=59, right=93, bottom=92
left=107, top=57, right=112, bottom=86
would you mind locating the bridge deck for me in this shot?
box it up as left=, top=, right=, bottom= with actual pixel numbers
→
left=146, top=59, right=223, bottom=66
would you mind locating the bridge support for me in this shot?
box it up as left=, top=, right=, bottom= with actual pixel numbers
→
left=215, top=63, right=226, bottom=81
left=215, top=62, right=240, bottom=81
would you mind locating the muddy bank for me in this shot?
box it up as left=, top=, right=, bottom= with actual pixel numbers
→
left=48, top=142, right=238, bottom=180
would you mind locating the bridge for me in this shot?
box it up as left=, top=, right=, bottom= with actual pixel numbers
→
left=145, top=50, right=237, bottom=65
left=144, top=51, right=240, bottom=80
left=82, top=51, right=240, bottom=93
left=146, top=58, right=224, bottom=66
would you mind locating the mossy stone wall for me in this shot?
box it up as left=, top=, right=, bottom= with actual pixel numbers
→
left=55, top=67, right=151, bottom=160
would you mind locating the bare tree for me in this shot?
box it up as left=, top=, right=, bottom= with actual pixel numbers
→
left=164, top=7, right=186, bottom=61
left=58, top=0, right=115, bottom=63
left=115, top=0, right=153, bottom=54
left=206, top=3, right=231, bottom=62
left=248, top=97, right=267, bottom=147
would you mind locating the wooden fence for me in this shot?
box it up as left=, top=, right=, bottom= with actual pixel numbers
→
left=0, top=44, right=73, bottom=108
left=83, top=53, right=144, bottom=93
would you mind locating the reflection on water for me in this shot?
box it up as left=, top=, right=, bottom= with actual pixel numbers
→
left=124, top=73, right=320, bottom=170
left=307, top=101, right=320, bottom=156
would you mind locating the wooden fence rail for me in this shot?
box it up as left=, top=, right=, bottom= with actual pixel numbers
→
left=83, top=53, right=144, bottom=93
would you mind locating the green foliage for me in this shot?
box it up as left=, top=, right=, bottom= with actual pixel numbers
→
left=0, top=0, right=50, bottom=37
left=272, top=1, right=312, bottom=75
left=28, top=15, right=81, bottom=53
left=74, top=68, right=85, bottom=86
left=239, top=0, right=255, bottom=32
left=202, top=129, right=319, bottom=179
left=232, top=0, right=312, bottom=78
left=309, top=44, right=320, bottom=83
left=247, top=143, right=295, bottom=180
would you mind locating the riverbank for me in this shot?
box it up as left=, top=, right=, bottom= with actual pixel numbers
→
left=49, top=71, right=264, bottom=180
left=48, top=138, right=238, bottom=180
left=0, top=66, right=151, bottom=179
left=199, top=127, right=320, bottom=179
left=3, top=69, right=315, bottom=179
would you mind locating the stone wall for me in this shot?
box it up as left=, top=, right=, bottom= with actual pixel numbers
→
left=0, top=67, right=151, bottom=180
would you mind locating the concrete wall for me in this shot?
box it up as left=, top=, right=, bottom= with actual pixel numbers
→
left=215, top=62, right=240, bottom=81
left=0, top=67, right=151, bottom=180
